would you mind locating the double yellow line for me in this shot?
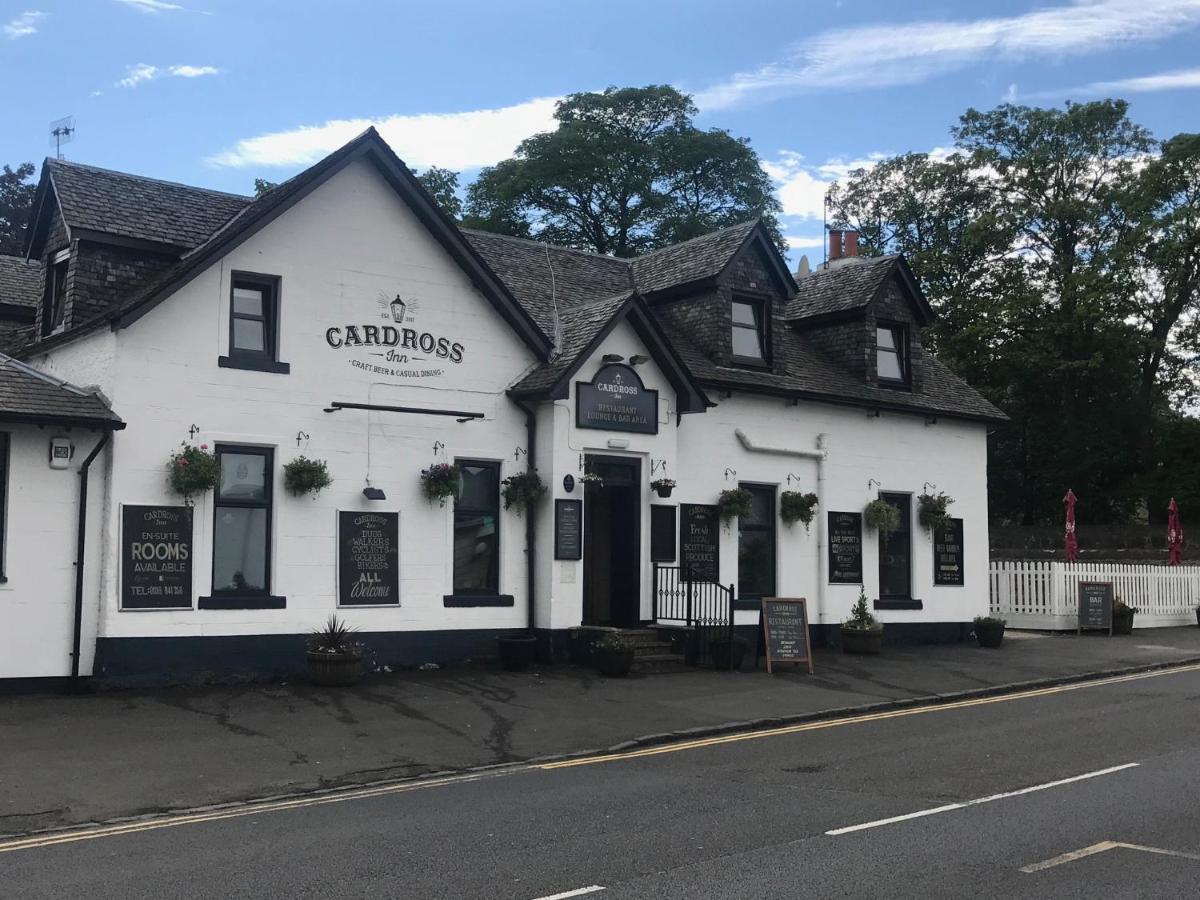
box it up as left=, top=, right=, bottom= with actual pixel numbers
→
left=4, top=661, right=1198, bottom=855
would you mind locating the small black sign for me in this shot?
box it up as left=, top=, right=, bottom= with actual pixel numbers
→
left=651, top=505, right=677, bottom=563
left=575, top=364, right=659, bottom=434
left=555, top=499, right=583, bottom=561
left=1078, top=581, right=1114, bottom=634
left=934, top=518, right=965, bottom=586
left=121, top=505, right=193, bottom=610
left=828, top=512, right=863, bottom=584
left=338, top=511, right=400, bottom=606
left=680, top=504, right=719, bottom=581
left=760, top=598, right=813, bottom=674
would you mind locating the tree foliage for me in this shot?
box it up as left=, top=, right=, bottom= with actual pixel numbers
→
left=415, top=166, right=463, bottom=220
left=0, top=162, right=37, bottom=256
left=464, top=86, right=782, bottom=256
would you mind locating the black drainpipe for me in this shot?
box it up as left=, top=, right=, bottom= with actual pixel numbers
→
left=70, top=428, right=112, bottom=686
left=510, top=396, right=538, bottom=634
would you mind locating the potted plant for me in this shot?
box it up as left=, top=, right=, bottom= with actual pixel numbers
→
left=864, top=499, right=900, bottom=535
left=306, top=615, right=365, bottom=686
left=710, top=635, right=749, bottom=670
left=718, top=488, right=754, bottom=524
left=917, top=491, right=954, bottom=532
left=651, top=478, right=676, bottom=499
left=283, top=455, right=333, bottom=498
left=1112, top=597, right=1136, bottom=635
left=841, top=589, right=884, bottom=655
left=421, top=462, right=461, bottom=507
left=501, top=470, right=547, bottom=513
left=167, top=442, right=220, bottom=502
left=974, top=615, right=1006, bottom=648
left=593, top=631, right=636, bottom=677
left=580, top=471, right=604, bottom=487
left=780, top=491, right=819, bottom=531
left=496, top=632, right=538, bottom=671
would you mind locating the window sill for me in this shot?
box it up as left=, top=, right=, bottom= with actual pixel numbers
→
left=874, top=598, right=922, bottom=611
left=218, top=355, right=291, bottom=374
left=877, top=378, right=912, bottom=392
left=730, top=356, right=772, bottom=370
left=199, top=594, right=286, bottom=610
left=443, top=594, right=514, bottom=608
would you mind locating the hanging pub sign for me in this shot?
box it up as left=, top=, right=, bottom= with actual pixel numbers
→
left=338, top=511, right=400, bottom=606
left=759, top=598, right=814, bottom=675
left=575, top=364, right=659, bottom=434
left=680, top=503, right=719, bottom=581
left=934, top=518, right=965, bottom=586
left=828, top=512, right=863, bottom=584
left=554, top=500, right=583, bottom=561
left=120, top=505, right=193, bottom=610
left=1077, top=581, right=1114, bottom=635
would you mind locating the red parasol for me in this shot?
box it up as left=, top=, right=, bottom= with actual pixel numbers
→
left=1168, top=498, right=1184, bottom=566
left=1064, top=489, right=1079, bottom=563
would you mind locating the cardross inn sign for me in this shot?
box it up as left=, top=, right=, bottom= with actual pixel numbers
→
left=326, top=294, right=466, bottom=379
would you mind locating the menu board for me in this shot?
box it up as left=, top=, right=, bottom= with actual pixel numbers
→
left=760, top=598, right=814, bottom=674
left=651, top=505, right=677, bottom=562
left=555, top=500, right=583, bottom=560
left=828, top=512, right=863, bottom=584
left=680, top=504, right=719, bottom=581
left=121, top=505, right=193, bottom=610
left=933, top=518, right=965, bottom=586
left=1077, top=581, right=1114, bottom=634
left=338, top=511, right=400, bottom=606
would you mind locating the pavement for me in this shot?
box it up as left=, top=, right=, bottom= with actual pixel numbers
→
left=5, top=653, right=1200, bottom=898
left=2, top=627, right=1200, bottom=838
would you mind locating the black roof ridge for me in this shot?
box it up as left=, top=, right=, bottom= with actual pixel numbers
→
left=46, top=157, right=252, bottom=201
left=460, top=228, right=631, bottom=265
left=632, top=218, right=760, bottom=261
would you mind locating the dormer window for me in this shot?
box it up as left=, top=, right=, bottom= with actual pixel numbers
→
left=876, top=323, right=909, bottom=385
left=42, top=250, right=69, bottom=337
left=731, top=296, right=770, bottom=366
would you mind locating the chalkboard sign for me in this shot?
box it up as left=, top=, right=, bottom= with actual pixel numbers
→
left=680, top=503, right=719, bottom=581
left=760, top=598, right=813, bottom=674
left=555, top=499, right=583, bottom=560
left=575, top=364, right=659, bottom=434
left=828, top=512, right=863, bottom=584
left=1077, top=581, right=1114, bottom=635
left=121, top=505, right=193, bottom=610
left=651, top=505, right=676, bottom=562
left=933, top=518, right=965, bottom=586
left=338, top=511, right=400, bottom=606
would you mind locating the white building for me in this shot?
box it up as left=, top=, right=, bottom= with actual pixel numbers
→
left=0, top=129, right=1004, bottom=685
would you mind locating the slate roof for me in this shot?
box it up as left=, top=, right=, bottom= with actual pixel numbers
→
left=510, top=291, right=635, bottom=394
left=0, top=352, right=123, bottom=427
left=630, top=220, right=761, bottom=295
left=46, top=159, right=251, bottom=249
left=0, top=255, right=42, bottom=308
left=784, top=255, right=899, bottom=321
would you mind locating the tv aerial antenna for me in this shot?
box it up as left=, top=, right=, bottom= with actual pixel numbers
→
left=49, top=116, right=75, bottom=159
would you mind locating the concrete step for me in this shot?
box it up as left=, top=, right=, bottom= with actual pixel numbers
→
left=616, top=629, right=665, bottom=645
left=632, top=641, right=675, bottom=657
left=632, top=653, right=689, bottom=674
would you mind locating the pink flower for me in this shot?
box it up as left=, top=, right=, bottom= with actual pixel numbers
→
left=178, top=458, right=189, bottom=467
left=200, top=443, right=208, bottom=450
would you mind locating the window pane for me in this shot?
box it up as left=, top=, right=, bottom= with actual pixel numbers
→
left=743, top=486, right=773, bottom=525
left=878, top=348, right=904, bottom=381
left=876, top=327, right=896, bottom=350
left=233, top=318, right=266, bottom=352
left=731, top=301, right=757, bottom=326
left=738, top=530, right=775, bottom=598
left=213, top=507, right=267, bottom=593
left=458, top=463, right=498, bottom=510
left=219, top=452, right=267, bottom=501
left=732, top=325, right=764, bottom=360
left=233, top=286, right=264, bottom=316
left=454, top=512, right=498, bottom=593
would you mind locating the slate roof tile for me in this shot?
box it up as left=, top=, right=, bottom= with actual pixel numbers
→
left=630, top=220, right=759, bottom=295
left=784, top=255, right=899, bottom=321
left=510, top=291, right=634, bottom=394
left=0, top=255, right=42, bottom=308
left=0, top=352, right=123, bottom=425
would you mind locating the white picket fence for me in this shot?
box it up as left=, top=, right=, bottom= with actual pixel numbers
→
left=990, top=560, right=1200, bottom=630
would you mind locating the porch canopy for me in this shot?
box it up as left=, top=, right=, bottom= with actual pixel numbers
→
left=0, top=352, right=125, bottom=430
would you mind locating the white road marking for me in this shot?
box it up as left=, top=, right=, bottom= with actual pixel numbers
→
left=1021, top=840, right=1200, bottom=873
left=826, top=763, right=1140, bottom=836
left=531, top=887, right=605, bottom=900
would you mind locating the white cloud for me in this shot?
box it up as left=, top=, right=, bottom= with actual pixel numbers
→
left=1040, top=65, right=1200, bottom=96
left=117, top=62, right=220, bottom=87
left=118, top=63, right=158, bottom=88
left=207, top=96, right=561, bottom=171
left=785, top=234, right=826, bottom=250
left=4, top=10, right=46, bottom=39
left=114, top=0, right=184, bottom=13
left=764, top=150, right=890, bottom=220
left=695, top=0, right=1200, bottom=109
left=1004, top=83, right=1019, bottom=103
left=169, top=64, right=219, bottom=78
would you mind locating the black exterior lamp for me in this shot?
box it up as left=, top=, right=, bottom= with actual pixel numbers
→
left=628, top=354, right=649, bottom=366
left=602, top=353, right=625, bottom=363
left=362, top=486, right=387, bottom=501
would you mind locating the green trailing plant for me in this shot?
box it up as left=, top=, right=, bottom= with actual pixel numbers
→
left=307, top=615, right=364, bottom=656
left=421, top=462, right=461, bottom=506
left=780, top=491, right=819, bottom=530
left=283, top=455, right=333, bottom=498
left=1114, top=596, right=1137, bottom=616
left=580, top=472, right=604, bottom=486
left=717, top=488, right=754, bottom=523
left=973, top=615, right=1007, bottom=627
left=650, top=477, right=676, bottom=497
left=917, top=491, right=954, bottom=532
left=166, top=442, right=219, bottom=501
left=844, top=589, right=882, bottom=632
left=864, top=498, right=901, bottom=535
left=501, top=469, right=547, bottom=512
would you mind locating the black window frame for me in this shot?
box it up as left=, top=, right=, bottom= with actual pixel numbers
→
left=42, top=250, right=69, bottom=337
left=447, top=458, right=509, bottom=604
left=219, top=272, right=290, bottom=374
left=200, top=444, right=284, bottom=609
left=0, top=432, right=8, bottom=583
left=730, top=294, right=772, bottom=368
left=876, top=321, right=910, bottom=387
left=737, top=483, right=777, bottom=603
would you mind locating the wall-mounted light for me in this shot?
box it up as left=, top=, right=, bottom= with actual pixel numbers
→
left=362, top=486, right=387, bottom=501
left=628, top=355, right=649, bottom=366
left=602, top=353, right=625, bottom=363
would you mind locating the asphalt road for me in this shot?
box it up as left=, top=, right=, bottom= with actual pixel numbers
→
left=4, top=664, right=1200, bottom=899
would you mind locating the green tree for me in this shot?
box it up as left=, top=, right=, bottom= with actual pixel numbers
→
left=464, top=86, right=782, bottom=256
left=415, top=166, right=463, bottom=220
left=253, top=178, right=277, bottom=198
left=0, top=162, right=37, bottom=256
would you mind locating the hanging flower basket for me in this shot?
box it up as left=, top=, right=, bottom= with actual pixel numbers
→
left=421, top=462, right=461, bottom=506
left=580, top=472, right=604, bottom=487
left=780, top=491, right=819, bottom=531
left=717, top=488, right=754, bottom=524
left=501, top=469, right=547, bottom=513
left=864, top=498, right=900, bottom=535
left=917, top=491, right=954, bottom=532
left=651, top=478, right=676, bottom=498
left=167, top=442, right=219, bottom=501
left=283, top=455, right=333, bottom=498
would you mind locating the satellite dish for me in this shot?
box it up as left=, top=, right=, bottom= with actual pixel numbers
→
left=49, top=116, right=76, bottom=159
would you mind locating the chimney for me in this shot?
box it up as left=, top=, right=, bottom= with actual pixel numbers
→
left=828, top=228, right=843, bottom=262
left=843, top=230, right=859, bottom=258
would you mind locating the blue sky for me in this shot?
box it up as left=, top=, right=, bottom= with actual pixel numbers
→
left=4, top=0, right=1200, bottom=257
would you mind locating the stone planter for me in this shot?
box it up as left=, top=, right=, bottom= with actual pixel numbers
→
left=1112, top=608, right=1135, bottom=635
left=497, top=634, right=538, bottom=671
left=841, top=626, right=883, bottom=655
left=975, top=620, right=1005, bottom=649
left=595, top=647, right=635, bottom=677
left=306, top=650, right=364, bottom=686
